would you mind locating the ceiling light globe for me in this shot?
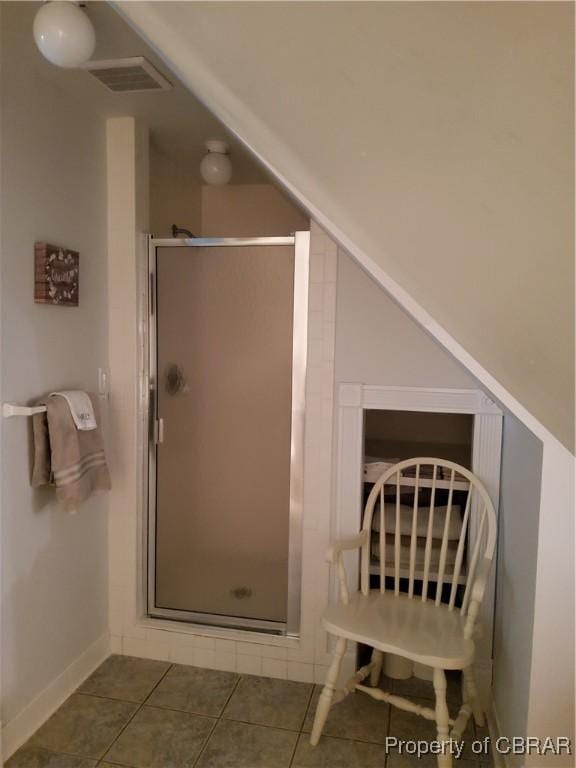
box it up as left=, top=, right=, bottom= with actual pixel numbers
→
left=200, top=140, right=232, bottom=186
left=33, top=1, right=96, bottom=68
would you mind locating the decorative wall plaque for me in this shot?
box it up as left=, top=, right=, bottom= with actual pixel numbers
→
left=34, top=242, right=79, bottom=306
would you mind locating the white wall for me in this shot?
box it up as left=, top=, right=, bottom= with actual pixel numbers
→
left=525, top=441, right=575, bottom=766
left=116, top=0, right=574, bottom=453
left=335, top=250, right=476, bottom=390
left=0, top=1, right=109, bottom=752
left=493, top=415, right=542, bottom=765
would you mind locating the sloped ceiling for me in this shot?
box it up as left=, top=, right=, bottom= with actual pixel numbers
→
left=115, top=1, right=574, bottom=450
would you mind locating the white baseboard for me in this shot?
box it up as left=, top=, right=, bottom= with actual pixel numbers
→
left=1, top=633, right=110, bottom=761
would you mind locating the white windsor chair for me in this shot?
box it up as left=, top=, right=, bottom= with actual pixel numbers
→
left=310, top=458, right=497, bottom=768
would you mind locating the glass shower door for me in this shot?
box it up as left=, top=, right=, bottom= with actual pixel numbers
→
left=148, top=235, right=308, bottom=633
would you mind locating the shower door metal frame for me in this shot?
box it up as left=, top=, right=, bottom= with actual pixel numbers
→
left=146, top=233, right=310, bottom=636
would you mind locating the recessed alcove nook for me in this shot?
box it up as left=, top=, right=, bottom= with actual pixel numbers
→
left=334, top=383, right=502, bottom=702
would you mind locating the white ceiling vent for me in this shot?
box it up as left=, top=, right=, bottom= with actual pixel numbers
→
left=83, top=56, right=172, bottom=93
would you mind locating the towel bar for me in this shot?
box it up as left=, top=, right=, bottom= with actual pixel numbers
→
left=3, top=403, right=47, bottom=418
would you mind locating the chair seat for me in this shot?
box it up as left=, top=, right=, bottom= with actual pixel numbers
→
left=322, top=591, right=475, bottom=670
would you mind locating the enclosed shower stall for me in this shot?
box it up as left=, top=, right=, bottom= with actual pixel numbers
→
left=146, top=233, right=309, bottom=635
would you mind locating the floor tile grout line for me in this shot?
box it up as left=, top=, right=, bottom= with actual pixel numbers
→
left=190, top=672, right=243, bottom=768
left=191, top=674, right=313, bottom=768
left=218, top=672, right=243, bottom=718
left=287, top=724, right=303, bottom=768
left=73, top=691, right=145, bottom=705
left=98, top=662, right=175, bottom=764
left=384, top=698, right=391, bottom=768
left=190, top=708, right=223, bottom=768
left=297, top=682, right=316, bottom=733
left=220, top=714, right=310, bottom=736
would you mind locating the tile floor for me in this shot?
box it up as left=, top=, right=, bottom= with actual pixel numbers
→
left=7, top=656, right=493, bottom=768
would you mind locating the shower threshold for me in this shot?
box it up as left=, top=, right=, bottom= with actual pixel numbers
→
left=148, top=607, right=287, bottom=635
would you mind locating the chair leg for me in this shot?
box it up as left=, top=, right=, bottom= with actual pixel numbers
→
left=370, top=649, right=383, bottom=686
left=310, top=637, right=347, bottom=746
left=463, top=664, right=485, bottom=726
left=433, top=668, right=452, bottom=768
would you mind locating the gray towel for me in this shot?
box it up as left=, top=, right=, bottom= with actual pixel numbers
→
left=32, top=393, right=111, bottom=512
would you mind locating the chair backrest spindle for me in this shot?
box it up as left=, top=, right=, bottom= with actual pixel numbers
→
left=394, top=472, right=401, bottom=596
left=360, top=458, right=497, bottom=619
left=408, top=463, right=420, bottom=598
left=448, top=487, right=473, bottom=610
left=379, top=486, right=386, bottom=593
left=421, top=464, right=437, bottom=602
left=434, top=468, right=455, bottom=606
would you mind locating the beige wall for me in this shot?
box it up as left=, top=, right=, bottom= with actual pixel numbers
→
left=335, top=250, right=477, bottom=391
left=119, top=0, right=574, bottom=452
left=201, top=184, right=308, bottom=237
left=150, top=142, right=201, bottom=238
left=0, top=0, right=108, bottom=740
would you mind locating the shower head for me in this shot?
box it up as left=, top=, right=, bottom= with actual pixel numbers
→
left=171, top=224, right=196, bottom=239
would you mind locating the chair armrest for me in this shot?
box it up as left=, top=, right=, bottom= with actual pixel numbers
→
left=464, top=557, right=493, bottom=639
left=471, top=557, right=492, bottom=605
left=327, top=530, right=370, bottom=564
left=327, top=530, right=369, bottom=605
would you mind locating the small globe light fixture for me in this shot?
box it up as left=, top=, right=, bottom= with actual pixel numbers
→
left=200, top=140, right=233, bottom=186
left=33, top=1, right=96, bottom=69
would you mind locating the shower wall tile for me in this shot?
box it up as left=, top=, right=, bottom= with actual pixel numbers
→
left=171, top=637, right=196, bottom=666
left=323, top=283, right=337, bottom=323
left=122, top=630, right=174, bottom=663
left=122, top=637, right=154, bottom=661
left=308, top=311, right=324, bottom=341
left=236, top=641, right=266, bottom=657
left=195, top=636, right=216, bottom=651
left=308, top=339, right=324, bottom=365
left=308, top=283, right=325, bottom=313
left=313, top=664, right=330, bottom=685
left=309, top=252, right=325, bottom=283
left=236, top=655, right=262, bottom=676
left=261, top=659, right=288, bottom=680
left=214, top=638, right=236, bottom=654
left=257, top=645, right=288, bottom=661
left=286, top=662, right=315, bottom=684
left=172, top=647, right=196, bottom=667
left=324, top=252, right=337, bottom=283
left=305, top=366, right=323, bottom=396
left=212, top=652, right=237, bottom=673
left=194, top=649, right=216, bottom=669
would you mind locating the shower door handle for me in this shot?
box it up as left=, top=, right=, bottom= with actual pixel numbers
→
left=154, top=418, right=165, bottom=445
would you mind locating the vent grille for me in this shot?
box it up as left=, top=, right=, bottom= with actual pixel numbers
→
left=84, top=56, right=172, bottom=93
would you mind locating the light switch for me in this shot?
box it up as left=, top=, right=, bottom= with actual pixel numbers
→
left=98, top=367, right=109, bottom=400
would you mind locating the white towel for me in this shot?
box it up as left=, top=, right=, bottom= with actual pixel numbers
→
left=371, top=504, right=463, bottom=541
left=49, top=390, right=97, bottom=431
